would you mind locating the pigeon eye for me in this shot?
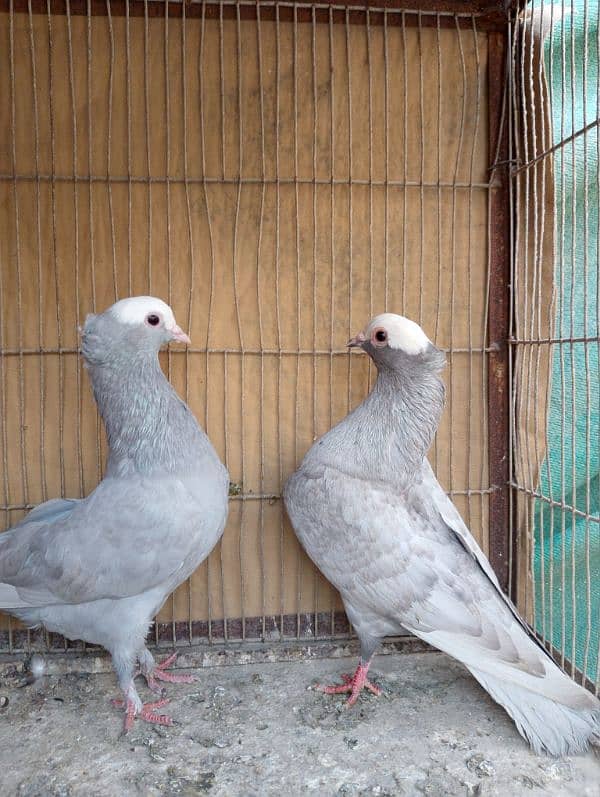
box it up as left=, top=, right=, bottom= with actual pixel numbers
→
left=374, top=329, right=387, bottom=344
left=146, top=314, right=160, bottom=327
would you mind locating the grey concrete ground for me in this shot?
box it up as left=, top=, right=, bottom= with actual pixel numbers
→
left=0, top=648, right=598, bottom=796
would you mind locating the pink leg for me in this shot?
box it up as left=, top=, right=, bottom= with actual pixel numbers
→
left=316, top=660, right=382, bottom=707
left=111, top=697, right=174, bottom=733
left=141, top=652, right=196, bottom=693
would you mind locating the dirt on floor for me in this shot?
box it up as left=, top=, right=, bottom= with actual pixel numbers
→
left=0, top=648, right=598, bottom=796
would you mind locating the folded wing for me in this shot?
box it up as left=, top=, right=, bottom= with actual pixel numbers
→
left=0, top=475, right=214, bottom=610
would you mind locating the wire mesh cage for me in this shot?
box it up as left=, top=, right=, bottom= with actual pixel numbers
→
left=511, top=0, right=600, bottom=695
left=1, top=0, right=509, bottom=655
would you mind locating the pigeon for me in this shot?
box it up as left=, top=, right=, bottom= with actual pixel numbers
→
left=284, top=312, right=600, bottom=756
left=0, top=296, right=229, bottom=731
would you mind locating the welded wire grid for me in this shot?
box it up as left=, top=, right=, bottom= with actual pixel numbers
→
left=0, top=1, right=494, bottom=653
left=510, top=0, right=600, bottom=693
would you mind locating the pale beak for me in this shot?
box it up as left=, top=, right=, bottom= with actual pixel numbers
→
left=169, top=324, right=192, bottom=345
left=347, top=331, right=366, bottom=348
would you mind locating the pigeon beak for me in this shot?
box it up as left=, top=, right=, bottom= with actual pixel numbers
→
left=169, top=324, right=192, bottom=345
left=347, top=331, right=366, bottom=348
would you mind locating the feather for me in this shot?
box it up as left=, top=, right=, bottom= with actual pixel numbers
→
left=0, top=297, right=229, bottom=730
left=284, top=312, right=600, bottom=754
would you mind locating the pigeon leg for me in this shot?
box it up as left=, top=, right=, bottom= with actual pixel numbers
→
left=315, top=659, right=381, bottom=707
left=110, top=668, right=174, bottom=733
left=137, top=648, right=196, bottom=693
left=111, top=693, right=174, bottom=733
left=112, top=653, right=175, bottom=731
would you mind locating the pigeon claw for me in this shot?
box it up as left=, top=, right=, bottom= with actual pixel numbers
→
left=315, top=662, right=381, bottom=707
left=146, top=652, right=196, bottom=692
left=137, top=651, right=196, bottom=693
left=112, top=697, right=174, bottom=733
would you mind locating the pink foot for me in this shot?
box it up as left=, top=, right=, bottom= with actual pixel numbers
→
left=111, top=697, right=174, bottom=733
left=316, top=661, right=382, bottom=707
left=144, top=652, right=195, bottom=693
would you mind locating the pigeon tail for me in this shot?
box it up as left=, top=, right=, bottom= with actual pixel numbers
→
left=468, top=666, right=600, bottom=756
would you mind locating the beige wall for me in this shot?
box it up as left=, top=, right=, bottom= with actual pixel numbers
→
left=0, top=10, right=491, bottom=638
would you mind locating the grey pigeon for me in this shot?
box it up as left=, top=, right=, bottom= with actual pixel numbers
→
left=0, top=297, right=229, bottom=731
left=284, top=312, right=600, bottom=756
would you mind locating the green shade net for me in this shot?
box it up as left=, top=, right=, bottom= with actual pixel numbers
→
left=531, top=1, right=599, bottom=684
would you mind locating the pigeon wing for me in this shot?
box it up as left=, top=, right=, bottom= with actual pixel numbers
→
left=421, top=462, right=556, bottom=656
left=286, top=462, right=548, bottom=680
left=0, top=474, right=219, bottom=609
left=12, top=498, right=83, bottom=529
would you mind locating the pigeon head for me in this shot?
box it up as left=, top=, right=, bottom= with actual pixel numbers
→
left=81, top=296, right=191, bottom=366
left=347, top=313, right=445, bottom=373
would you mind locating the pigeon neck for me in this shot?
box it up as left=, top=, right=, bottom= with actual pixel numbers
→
left=364, top=365, right=445, bottom=482
left=87, top=353, right=204, bottom=475
left=310, top=362, right=445, bottom=490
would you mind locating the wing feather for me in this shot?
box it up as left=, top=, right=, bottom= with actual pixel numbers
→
left=285, top=461, right=548, bottom=679
left=0, top=474, right=222, bottom=609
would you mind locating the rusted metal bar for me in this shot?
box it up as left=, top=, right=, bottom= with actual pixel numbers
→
left=1, top=1, right=510, bottom=31
left=487, top=29, right=512, bottom=593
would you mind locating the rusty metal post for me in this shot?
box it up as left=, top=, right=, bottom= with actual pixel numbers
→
left=487, top=30, right=512, bottom=593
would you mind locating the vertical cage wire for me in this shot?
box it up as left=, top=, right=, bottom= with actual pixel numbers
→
left=511, top=0, right=600, bottom=694
left=1, top=1, right=496, bottom=654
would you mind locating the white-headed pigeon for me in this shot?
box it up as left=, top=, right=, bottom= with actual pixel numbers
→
left=0, top=297, right=229, bottom=731
left=284, top=312, right=600, bottom=756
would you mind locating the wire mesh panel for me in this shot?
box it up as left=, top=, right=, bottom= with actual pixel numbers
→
left=0, top=1, right=498, bottom=652
left=511, top=0, right=599, bottom=693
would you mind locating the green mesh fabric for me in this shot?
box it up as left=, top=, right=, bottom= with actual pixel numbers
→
left=531, top=1, right=599, bottom=684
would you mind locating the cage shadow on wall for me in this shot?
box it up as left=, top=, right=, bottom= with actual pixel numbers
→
left=0, top=1, right=510, bottom=653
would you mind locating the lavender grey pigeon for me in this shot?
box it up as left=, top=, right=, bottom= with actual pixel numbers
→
left=0, top=297, right=229, bottom=731
left=284, top=312, right=600, bottom=756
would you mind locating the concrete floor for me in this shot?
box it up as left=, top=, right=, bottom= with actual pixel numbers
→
left=0, top=647, right=598, bottom=796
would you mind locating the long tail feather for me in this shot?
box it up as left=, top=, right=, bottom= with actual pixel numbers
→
left=468, top=665, right=600, bottom=756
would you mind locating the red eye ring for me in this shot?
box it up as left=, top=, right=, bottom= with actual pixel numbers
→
left=372, top=327, right=388, bottom=346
